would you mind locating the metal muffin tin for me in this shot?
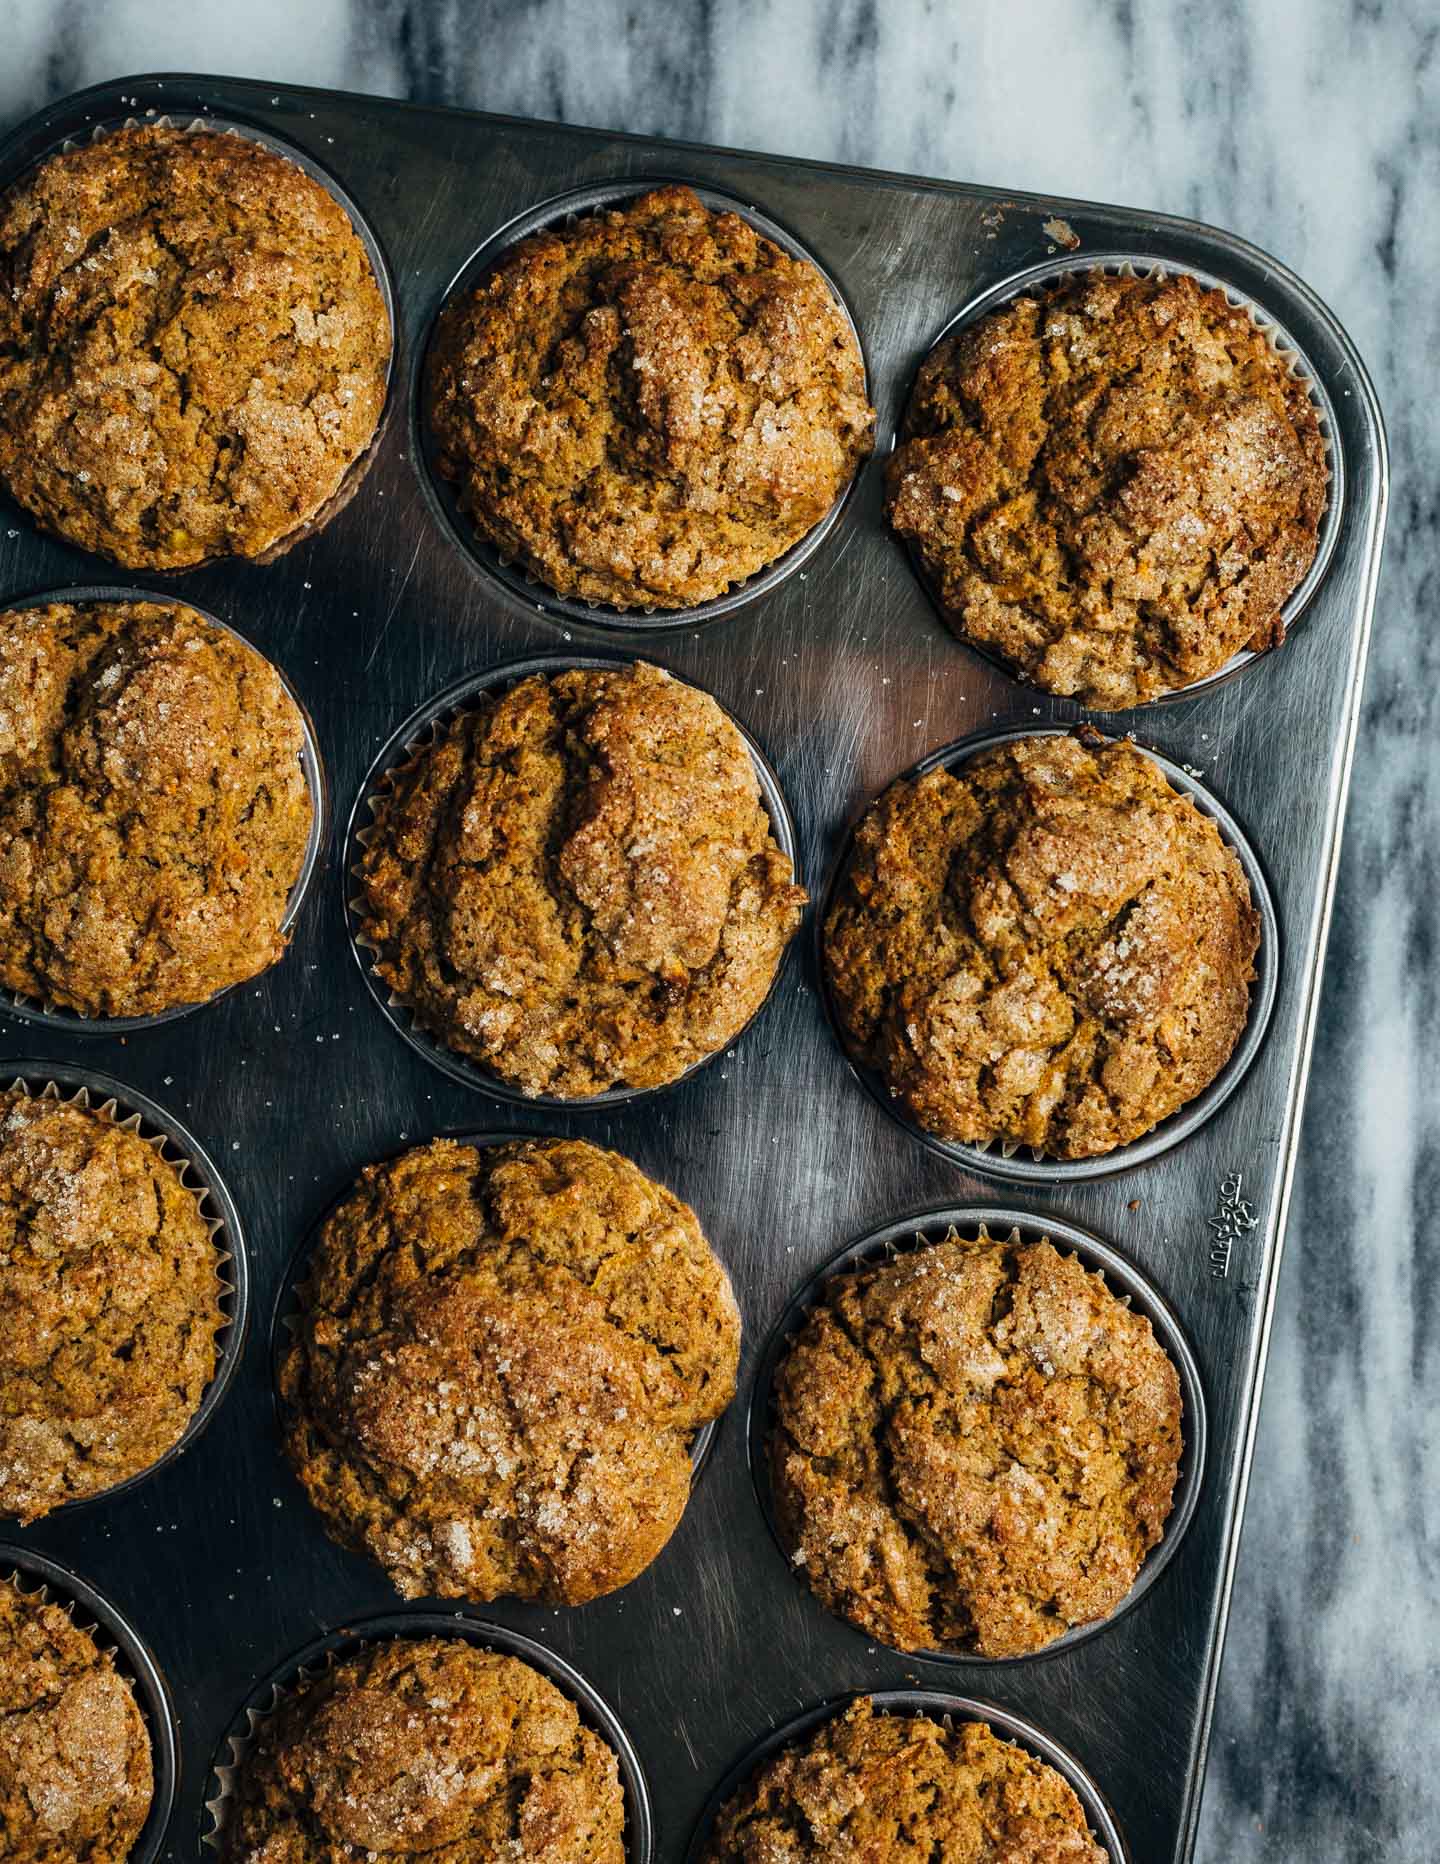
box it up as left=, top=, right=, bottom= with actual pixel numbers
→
left=0, top=72, right=1387, bottom=1864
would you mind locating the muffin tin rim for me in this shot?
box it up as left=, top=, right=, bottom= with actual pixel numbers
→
left=201, top=1607, right=654, bottom=1862
left=746, top=1202, right=1207, bottom=1668
left=683, top=1685, right=1128, bottom=1863
left=892, top=248, right=1347, bottom=712
left=0, top=1540, right=181, bottom=1864
left=412, top=173, right=874, bottom=635
left=0, top=583, right=330, bottom=1035
left=0, top=103, right=402, bottom=576
left=269, top=1124, right=725, bottom=1491
left=343, top=647, right=805, bottom=1108
left=815, top=721, right=1282, bottom=1183
left=0, top=1060, right=251, bottom=1525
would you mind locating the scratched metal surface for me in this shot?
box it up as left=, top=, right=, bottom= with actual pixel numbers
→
left=0, top=73, right=1387, bottom=1864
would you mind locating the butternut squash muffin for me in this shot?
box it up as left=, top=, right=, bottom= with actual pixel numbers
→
left=357, top=660, right=805, bottom=1097
left=886, top=270, right=1327, bottom=708
left=427, top=184, right=874, bottom=608
left=220, top=1636, right=624, bottom=1863
left=770, top=1228, right=1183, bottom=1658
left=0, top=1084, right=223, bottom=1523
left=0, top=124, right=389, bottom=570
left=279, top=1136, right=740, bottom=1604
left=0, top=1575, right=153, bottom=1863
left=823, top=731, right=1259, bottom=1159
left=702, top=1697, right=1107, bottom=1861
left=0, top=599, right=313, bottom=1018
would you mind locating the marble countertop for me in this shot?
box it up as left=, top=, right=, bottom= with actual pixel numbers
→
left=4, top=3, right=1430, bottom=1858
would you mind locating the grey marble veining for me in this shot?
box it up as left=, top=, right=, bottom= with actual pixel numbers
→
left=2, top=3, right=1435, bottom=1858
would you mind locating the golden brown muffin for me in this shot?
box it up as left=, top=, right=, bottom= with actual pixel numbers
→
left=0, top=124, right=389, bottom=570
left=702, top=1697, right=1107, bottom=1861
left=0, top=599, right=313, bottom=1018
left=220, top=1637, right=624, bottom=1864
left=823, top=731, right=1259, bottom=1159
left=0, top=1085, right=222, bottom=1523
left=886, top=270, right=1327, bottom=708
left=358, top=660, right=805, bottom=1097
left=770, top=1228, right=1183, bottom=1658
left=0, top=1575, right=153, bottom=1864
left=427, top=184, right=874, bottom=608
left=280, top=1136, right=740, bottom=1604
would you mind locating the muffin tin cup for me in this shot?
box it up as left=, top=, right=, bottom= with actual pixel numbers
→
left=0, top=1063, right=249, bottom=1525
left=0, top=586, right=329, bottom=1035
left=749, top=1205, right=1206, bottom=1666
left=0, top=105, right=399, bottom=572
left=684, top=1687, right=1127, bottom=1862
left=346, top=650, right=805, bottom=1108
left=896, top=251, right=1345, bottom=710
left=1, top=1543, right=180, bottom=1864
left=817, top=723, right=1280, bottom=1184
left=202, top=1610, right=654, bottom=1861
left=415, top=177, right=871, bottom=632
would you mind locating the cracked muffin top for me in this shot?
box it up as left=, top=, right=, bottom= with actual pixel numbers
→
left=279, top=1136, right=740, bottom=1605
left=769, top=1228, right=1183, bottom=1658
left=0, top=1085, right=222, bottom=1524
left=0, top=1576, right=154, bottom=1864
left=886, top=270, right=1327, bottom=708
left=0, top=599, right=313, bottom=1018
left=702, top=1697, right=1108, bottom=1861
left=0, top=124, right=389, bottom=570
left=357, top=659, right=805, bottom=1098
left=220, top=1637, right=625, bottom=1864
left=426, top=184, right=874, bottom=609
left=822, top=731, right=1259, bottom=1159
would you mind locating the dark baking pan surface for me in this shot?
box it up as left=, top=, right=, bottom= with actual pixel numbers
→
left=0, top=71, right=1387, bottom=1864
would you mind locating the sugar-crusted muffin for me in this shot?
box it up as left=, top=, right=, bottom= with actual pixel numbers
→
left=770, top=1227, right=1183, bottom=1658
left=0, top=124, right=389, bottom=570
left=427, top=183, right=874, bottom=609
left=0, top=599, right=313, bottom=1018
left=0, top=1085, right=222, bottom=1523
left=220, top=1637, right=624, bottom=1863
left=357, top=659, right=805, bottom=1097
left=279, top=1136, right=740, bottom=1604
left=702, top=1697, right=1108, bottom=1861
left=823, top=730, right=1260, bottom=1159
left=0, top=1575, right=153, bottom=1864
left=886, top=270, right=1327, bottom=708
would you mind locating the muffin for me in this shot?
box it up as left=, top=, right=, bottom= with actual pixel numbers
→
left=0, top=599, right=313, bottom=1018
left=0, top=1084, right=224, bottom=1523
left=770, top=1227, right=1183, bottom=1658
left=357, top=659, right=805, bottom=1097
left=0, top=124, right=389, bottom=570
left=427, top=183, right=874, bottom=608
left=886, top=270, right=1327, bottom=708
left=823, top=730, right=1260, bottom=1159
left=0, top=1575, right=154, bottom=1863
left=280, top=1136, right=740, bottom=1603
left=702, top=1697, right=1107, bottom=1861
left=219, top=1637, right=624, bottom=1863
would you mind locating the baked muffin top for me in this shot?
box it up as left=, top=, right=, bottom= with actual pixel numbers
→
left=822, top=731, right=1259, bottom=1159
left=0, top=1576, right=153, bottom=1864
left=886, top=271, right=1327, bottom=708
left=0, top=1086, right=222, bottom=1524
left=0, top=600, right=313, bottom=1018
left=0, top=124, right=389, bottom=570
left=702, top=1698, right=1107, bottom=1862
left=280, top=1136, right=740, bottom=1605
left=358, top=660, right=805, bottom=1097
left=427, top=184, right=874, bottom=609
left=770, top=1228, right=1183, bottom=1657
left=220, top=1637, right=624, bottom=1863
